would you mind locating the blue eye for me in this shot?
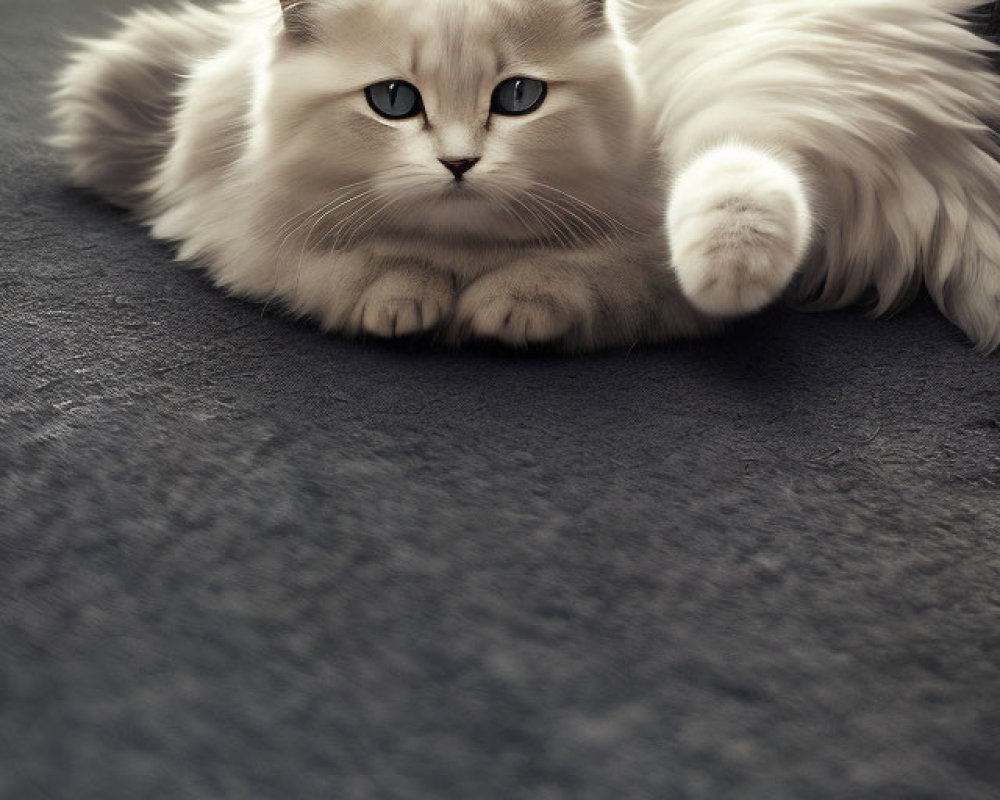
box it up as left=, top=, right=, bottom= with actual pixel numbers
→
left=491, top=77, right=547, bottom=116
left=365, top=80, right=422, bottom=119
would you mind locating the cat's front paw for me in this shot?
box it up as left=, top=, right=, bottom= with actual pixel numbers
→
left=350, top=269, right=454, bottom=338
left=454, top=265, right=593, bottom=347
left=668, top=144, right=812, bottom=317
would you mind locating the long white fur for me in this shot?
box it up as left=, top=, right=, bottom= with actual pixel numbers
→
left=626, top=0, right=1000, bottom=350
left=51, top=0, right=1000, bottom=351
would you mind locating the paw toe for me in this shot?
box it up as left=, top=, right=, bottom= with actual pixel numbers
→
left=465, top=295, right=572, bottom=346
left=353, top=273, right=453, bottom=339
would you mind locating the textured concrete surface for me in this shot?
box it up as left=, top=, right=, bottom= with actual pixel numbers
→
left=2, top=2, right=999, bottom=798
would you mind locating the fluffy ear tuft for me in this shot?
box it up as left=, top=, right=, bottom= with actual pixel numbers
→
left=581, top=0, right=607, bottom=29
left=279, top=0, right=315, bottom=41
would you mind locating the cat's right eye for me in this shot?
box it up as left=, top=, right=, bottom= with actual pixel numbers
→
left=365, top=80, right=423, bottom=120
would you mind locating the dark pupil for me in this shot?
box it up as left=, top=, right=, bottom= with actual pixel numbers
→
left=367, top=81, right=419, bottom=118
left=495, top=77, right=545, bottom=115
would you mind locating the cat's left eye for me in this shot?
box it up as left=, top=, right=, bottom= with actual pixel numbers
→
left=491, top=77, right=547, bottom=116
left=365, top=80, right=423, bottom=120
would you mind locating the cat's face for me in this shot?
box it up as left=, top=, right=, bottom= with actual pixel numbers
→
left=260, top=0, right=653, bottom=252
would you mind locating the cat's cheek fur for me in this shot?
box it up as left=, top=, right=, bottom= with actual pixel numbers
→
left=667, top=143, right=812, bottom=317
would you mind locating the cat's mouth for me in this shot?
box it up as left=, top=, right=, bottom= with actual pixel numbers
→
left=432, top=183, right=496, bottom=214
left=379, top=188, right=524, bottom=242
left=440, top=181, right=479, bottom=198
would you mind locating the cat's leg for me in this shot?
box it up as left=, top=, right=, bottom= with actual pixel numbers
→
left=667, top=143, right=813, bottom=317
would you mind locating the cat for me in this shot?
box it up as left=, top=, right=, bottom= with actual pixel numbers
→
left=51, top=0, right=1000, bottom=352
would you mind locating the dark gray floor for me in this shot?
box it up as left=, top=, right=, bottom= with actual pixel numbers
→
left=2, top=2, right=999, bottom=798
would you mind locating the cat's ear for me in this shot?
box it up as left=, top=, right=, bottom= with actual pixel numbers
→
left=581, top=0, right=608, bottom=29
left=279, top=0, right=315, bottom=41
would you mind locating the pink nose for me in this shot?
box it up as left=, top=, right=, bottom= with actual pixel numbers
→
left=439, top=158, right=480, bottom=181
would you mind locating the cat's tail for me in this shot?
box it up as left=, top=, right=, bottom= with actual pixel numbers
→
left=941, top=2, right=1000, bottom=351
left=967, top=2, right=1000, bottom=58
left=924, top=177, right=1000, bottom=353
left=50, top=3, right=226, bottom=214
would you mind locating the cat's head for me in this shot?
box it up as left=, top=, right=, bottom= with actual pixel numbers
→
left=258, top=0, right=653, bottom=252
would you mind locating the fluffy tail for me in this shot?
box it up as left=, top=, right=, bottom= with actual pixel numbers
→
left=968, top=1, right=1000, bottom=46
left=50, top=4, right=225, bottom=213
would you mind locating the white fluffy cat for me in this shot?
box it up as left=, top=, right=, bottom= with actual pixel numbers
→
left=52, top=0, right=1000, bottom=351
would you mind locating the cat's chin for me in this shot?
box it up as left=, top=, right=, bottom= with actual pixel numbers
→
left=395, top=193, right=521, bottom=241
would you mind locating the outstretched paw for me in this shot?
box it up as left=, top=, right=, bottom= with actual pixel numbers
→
left=668, top=143, right=812, bottom=317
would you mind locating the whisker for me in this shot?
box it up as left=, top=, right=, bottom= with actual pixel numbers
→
left=322, top=194, right=387, bottom=251
left=528, top=190, right=607, bottom=246
left=323, top=172, right=429, bottom=248
left=481, top=185, right=541, bottom=245
left=530, top=180, right=647, bottom=238
left=343, top=195, right=410, bottom=249
left=289, top=189, right=381, bottom=295
left=272, top=186, right=376, bottom=302
left=300, top=189, right=378, bottom=249
left=520, top=190, right=576, bottom=250
left=274, top=167, right=424, bottom=298
left=274, top=177, right=377, bottom=236
left=494, top=186, right=565, bottom=249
